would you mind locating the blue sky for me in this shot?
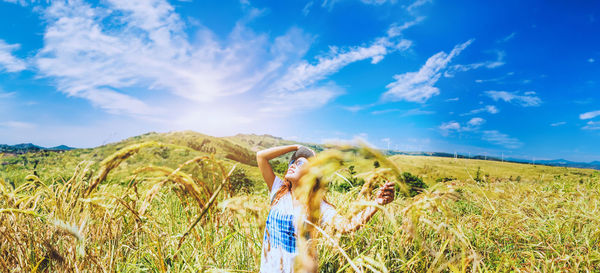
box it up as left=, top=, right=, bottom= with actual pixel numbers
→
left=0, top=0, right=599, bottom=161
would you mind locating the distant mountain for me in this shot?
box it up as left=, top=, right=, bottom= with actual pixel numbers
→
left=0, top=143, right=75, bottom=154
left=3, top=131, right=599, bottom=170
left=383, top=150, right=600, bottom=170
left=534, top=159, right=600, bottom=170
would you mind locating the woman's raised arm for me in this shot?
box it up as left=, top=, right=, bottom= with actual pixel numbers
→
left=256, top=144, right=300, bottom=190
left=328, top=181, right=395, bottom=233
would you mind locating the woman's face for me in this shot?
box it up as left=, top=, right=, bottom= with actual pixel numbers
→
left=284, top=157, right=310, bottom=183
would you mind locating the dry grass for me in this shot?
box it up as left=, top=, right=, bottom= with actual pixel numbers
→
left=0, top=142, right=599, bottom=272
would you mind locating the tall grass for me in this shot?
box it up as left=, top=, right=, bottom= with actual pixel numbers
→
left=1, top=141, right=599, bottom=272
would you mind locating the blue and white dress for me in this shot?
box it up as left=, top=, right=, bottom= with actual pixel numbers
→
left=259, top=176, right=337, bottom=273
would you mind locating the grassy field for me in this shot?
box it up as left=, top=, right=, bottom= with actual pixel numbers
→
left=1, top=131, right=599, bottom=272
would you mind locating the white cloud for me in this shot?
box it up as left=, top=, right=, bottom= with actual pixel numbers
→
left=360, top=0, right=391, bottom=5
left=0, top=40, right=26, bottom=72
left=550, top=121, right=566, bottom=127
left=439, top=121, right=461, bottom=135
left=259, top=82, right=343, bottom=113
left=386, top=16, right=425, bottom=37
left=382, top=39, right=473, bottom=103
left=370, top=107, right=434, bottom=116
left=401, top=108, right=434, bottom=117
left=341, top=102, right=378, bottom=112
left=33, top=0, right=316, bottom=117
left=342, top=105, right=366, bottom=112
left=270, top=28, right=411, bottom=93
left=321, top=0, right=430, bottom=11
left=583, top=120, right=600, bottom=130
left=467, top=117, right=485, bottom=127
left=440, top=117, right=484, bottom=136
left=445, top=97, right=459, bottom=102
left=485, top=90, right=542, bottom=107
left=580, top=110, right=600, bottom=120
left=497, top=32, right=516, bottom=43
left=302, top=1, right=313, bottom=16
left=482, top=130, right=522, bottom=149
left=406, top=0, right=431, bottom=13
left=446, top=50, right=505, bottom=76
left=1, top=0, right=30, bottom=6
left=262, top=23, right=414, bottom=113
left=461, top=105, right=499, bottom=116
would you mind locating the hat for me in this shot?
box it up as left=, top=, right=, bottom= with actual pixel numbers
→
left=288, top=146, right=316, bottom=168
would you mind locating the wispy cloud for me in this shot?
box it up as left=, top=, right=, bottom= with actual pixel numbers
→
left=583, top=120, right=600, bottom=130
left=406, top=0, right=431, bottom=13
left=460, top=105, right=499, bottom=116
left=550, top=121, right=566, bottom=127
left=341, top=102, right=377, bottom=112
left=445, top=97, right=459, bottom=102
left=580, top=110, right=600, bottom=120
left=475, top=71, right=514, bottom=84
left=0, top=40, right=26, bottom=73
left=467, top=117, right=485, bottom=127
left=482, top=130, right=522, bottom=149
left=372, top=107, right=434, bottom=116
left=360, top=0, right=392, bottom=5
left=381, top=39, right=473, bottom=103
left=445, top=50, right=505, bottom=77
left=400, top=108, right=435, bottom=117
left=497, top=32, right=516, bottom=43
left=485, top=90, right=542, bottom=107
left=262, top=23, right=414, bottom=113
left=1, top=0, right=32, bottom=6
left=302, top=1, right=313, bottom=15
left=588, top=58, right=595, bottom=63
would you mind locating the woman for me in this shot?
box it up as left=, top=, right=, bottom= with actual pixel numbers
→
left=256, top=144, right=395, bottom=272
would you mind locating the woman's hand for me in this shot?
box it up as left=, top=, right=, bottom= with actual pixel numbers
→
left=256, top=144, right=302, bottom=191
left=375, top=181, right=395, bottom=205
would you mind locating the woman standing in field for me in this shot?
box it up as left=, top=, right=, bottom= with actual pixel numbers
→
left=256, top=145, right=395, bottom=272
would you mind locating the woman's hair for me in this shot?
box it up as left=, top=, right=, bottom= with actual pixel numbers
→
left=271, top=146, right=316, bottom=206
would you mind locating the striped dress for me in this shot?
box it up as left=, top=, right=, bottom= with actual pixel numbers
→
left=259, top=176, right=337, bottom=273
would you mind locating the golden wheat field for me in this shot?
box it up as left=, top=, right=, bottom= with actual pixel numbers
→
left=1, top=132, right=599, bottom=272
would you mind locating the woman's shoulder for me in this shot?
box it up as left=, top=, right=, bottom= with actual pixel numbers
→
left=269, top=176, right=284, bottom=200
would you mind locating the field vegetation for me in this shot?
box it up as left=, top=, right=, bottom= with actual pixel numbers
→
left=1, top=131, right=598, bottom=272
